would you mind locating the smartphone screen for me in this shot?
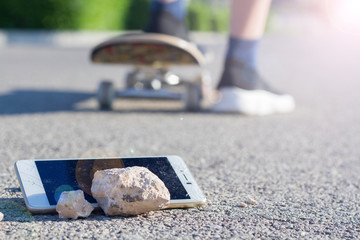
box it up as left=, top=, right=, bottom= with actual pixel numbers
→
left=34, top=157, right=190, bottom=205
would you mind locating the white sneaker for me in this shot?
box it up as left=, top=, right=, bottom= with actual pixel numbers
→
left=212, top=58, right=295, bottom=115
left=212, top=87, right=295, bottom=115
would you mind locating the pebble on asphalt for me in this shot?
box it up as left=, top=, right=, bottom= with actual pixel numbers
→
left=238, top=202, right=248, bottom=208
left=246, top=196, right=258, bottom=205
left=91, top=167, right=170, bottom=216
left=56, top=190, right=94, bottom=219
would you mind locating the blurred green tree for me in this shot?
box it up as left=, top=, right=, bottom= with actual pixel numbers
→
left=187, top=0, right=229, bottom=32
left=123, top=0, right=150, bottom=30
left=0, top=0, right=228, bottom=31
left=0, top=0, right=59, bottom=29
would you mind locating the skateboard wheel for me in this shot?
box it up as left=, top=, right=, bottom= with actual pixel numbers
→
left=183, top=83, right=202, bottom=111
left=97, top=81, right=115, bottom=110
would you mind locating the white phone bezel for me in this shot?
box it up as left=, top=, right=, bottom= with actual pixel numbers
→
left=15, top=156, right=206, bottom=213
left=15, top=159, right=52, bottom=213
left=166, top=155, right=207, bottom=208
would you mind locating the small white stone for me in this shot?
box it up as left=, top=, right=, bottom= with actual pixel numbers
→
left=0, top=211, right=3, bottom=221
left=246, top=196, right=258, bottom=205
left=56, top=190, right=94, bottom=219
left=91, top=166, right=170, bottom=216
left=238, top=202, right=248, bottom=208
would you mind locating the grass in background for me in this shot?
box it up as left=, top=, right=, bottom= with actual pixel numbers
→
left=0, top=0, right=149, bottom=30
left=187, top=1, right=229, bottom=32
left=0, top=0, right=229, bottom=32
left=73, top=0, right=128, bottom=30
left=75, top=0, right=149, bottom=30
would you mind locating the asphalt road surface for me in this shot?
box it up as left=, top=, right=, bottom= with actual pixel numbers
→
left=0, top=30, right=359, bottom=239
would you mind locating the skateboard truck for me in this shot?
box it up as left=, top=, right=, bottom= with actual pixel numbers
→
left=91, top=32, right=211, bottom=111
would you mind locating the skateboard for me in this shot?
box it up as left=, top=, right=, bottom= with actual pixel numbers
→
left=91, top=32, right=210, bottom=111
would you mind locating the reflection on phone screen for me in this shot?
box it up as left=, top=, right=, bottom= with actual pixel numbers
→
left=35, top=157, right=190, bottom=205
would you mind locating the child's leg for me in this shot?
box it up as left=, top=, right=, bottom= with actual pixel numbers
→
left=144, top=0, right=189, bottom=40
left=213, top=0, right=295, bottom=115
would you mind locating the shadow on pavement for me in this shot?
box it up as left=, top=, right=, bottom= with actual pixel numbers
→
left=0, top=89, right=94, bottom=115
left=0, top=197, right=110, bottom=222
left=0, top=89, right=226, bottom=115
left=0, top=198, right=34, bottom=222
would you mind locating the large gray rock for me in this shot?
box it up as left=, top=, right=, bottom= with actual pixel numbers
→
left=56, top=190, right=94, bottom=219
left=91, top=166, right=170, bottom=216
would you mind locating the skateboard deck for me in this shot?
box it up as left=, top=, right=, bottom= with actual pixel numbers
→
left=90, top=32, right=210, bottom=111
left=91, top=32, right=205, bottom=67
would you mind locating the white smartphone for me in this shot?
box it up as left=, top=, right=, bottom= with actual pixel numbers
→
left=15, top=155, right=206, bottom=214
